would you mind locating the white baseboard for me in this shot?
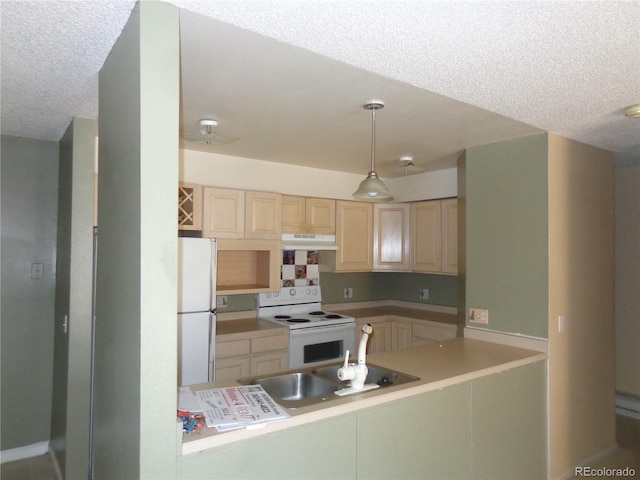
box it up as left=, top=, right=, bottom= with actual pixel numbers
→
left=553, top=444, right=619, bottom=480
left=616, top=393, right=640, bottom=420
left=464, top=326, right=548, bottom=353
left=49, top=444, right=63, bottom=480
left=0, top=441, right=49, bottom=464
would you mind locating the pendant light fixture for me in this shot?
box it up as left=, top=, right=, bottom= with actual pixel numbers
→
left=353, top=101, right=393, bottom=200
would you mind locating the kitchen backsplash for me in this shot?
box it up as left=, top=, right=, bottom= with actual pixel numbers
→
left=216, top=271, right=459, bottom=313
left=281, top=250, right=320, bottom=287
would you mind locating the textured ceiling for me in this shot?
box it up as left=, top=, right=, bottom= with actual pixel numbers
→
left=2, top=0, right=639, bottom=174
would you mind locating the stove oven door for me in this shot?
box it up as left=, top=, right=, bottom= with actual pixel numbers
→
left=289, top=323, right=356, bottom=368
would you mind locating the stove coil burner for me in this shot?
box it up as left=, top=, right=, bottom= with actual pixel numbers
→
left=287, top=318, right=311, bottom=323
left=274, top=315, right=292, bottom=319
left=324, top=314, right=343, bottom=319
left=309, top=311, right=326, bottom=316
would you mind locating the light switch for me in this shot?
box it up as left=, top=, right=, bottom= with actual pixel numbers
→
left=469, top=308, right=489, bottom=325
left=558, top=315, right=566, bottom=333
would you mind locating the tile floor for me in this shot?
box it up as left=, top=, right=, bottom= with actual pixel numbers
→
left=1, top=415, right=638, bottom=480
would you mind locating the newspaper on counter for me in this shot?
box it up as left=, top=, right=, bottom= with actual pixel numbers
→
left=195, top=385, right=291, bottom=432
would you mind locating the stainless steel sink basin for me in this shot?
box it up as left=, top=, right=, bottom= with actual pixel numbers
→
left=312, top=363, right=420, bottom=388
left=238, top=363, right=419, bottom=409
left=247, top=372, right=339, bottom=403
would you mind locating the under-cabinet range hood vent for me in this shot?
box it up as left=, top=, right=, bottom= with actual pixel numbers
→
left=281, top=233, right=338, bottom=251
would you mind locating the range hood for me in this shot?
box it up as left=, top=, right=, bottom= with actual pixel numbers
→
left=281, top=233, right=338, bottom=251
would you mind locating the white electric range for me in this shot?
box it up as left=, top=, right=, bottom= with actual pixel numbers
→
left=257, top=286, right=356, bottom=368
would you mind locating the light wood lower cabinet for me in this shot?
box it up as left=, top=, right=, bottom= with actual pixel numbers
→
left=391, top=322, right=412, bottom=350
left=411, top=322, right=457, bottom=347
left=358, top=319, right=457, bottom=355
left=362, top=321, right=391, bottom=354
left=215, top=356, right=251, bottom=381
left=215, top=332, right=288, bottom=382
left=250, top=352, right=288, bottom=376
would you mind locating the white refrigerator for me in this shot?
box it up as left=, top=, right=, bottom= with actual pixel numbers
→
left=178, top=237, right=217, bottom=386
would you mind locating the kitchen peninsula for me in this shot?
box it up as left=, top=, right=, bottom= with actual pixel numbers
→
left=180, top=337, right=547, bottom=479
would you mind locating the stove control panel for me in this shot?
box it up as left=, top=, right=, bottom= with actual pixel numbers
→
left=258, top=286, right=322, bottom=307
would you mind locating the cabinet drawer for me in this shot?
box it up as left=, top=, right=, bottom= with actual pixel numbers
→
left=250, top=351, right=288, bottom=376
left=251, top=334, right=288, bottom=354
left=411, top=323, right=456, bottom=342
left=215, top=356, right=250, bottom=382
left=216, top=338, right=251, bottom=358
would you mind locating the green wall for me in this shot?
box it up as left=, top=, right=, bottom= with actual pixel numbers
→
left=94, top=2, right=180, bottom=478
left=219, top=271, right=459, bottom=313
left=50, top=118, right=96, bottom=479
left=1, top=135, right=59, bottom=450
left=464, top=134, right=549, bottom=338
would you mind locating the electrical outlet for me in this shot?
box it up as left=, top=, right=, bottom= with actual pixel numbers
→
left=419, top=288, right=429, bottom=300
left=344, top=287, right=353, bottom=299
left=216, top=296, right=228, bottom=308
left=469, top=308, right=489, bottom=325
left=31, top=263, right=44, bottom=279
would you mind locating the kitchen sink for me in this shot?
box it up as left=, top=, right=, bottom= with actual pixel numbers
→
left=312, top=364, right=420, bottom=388
left=238, top=363, right=419, bottom=409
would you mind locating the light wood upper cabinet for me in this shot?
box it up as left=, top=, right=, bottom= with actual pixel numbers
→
left=411, top=201, right=442, bottom=272
left=216, top=239, right=281, bottom=294
left=178, top=182, right=203, bottom=231
left=245, top=191, right=281, bottom=240
left=203, top=187, right=245, bottom=238
left=282, top=195, right=335, bottom=234
left=411, top=199, right=458, bottom=275
left=306, top=197, right=336, bottom=234
left=335, top=200, right=373, bottom=271
left=441, top=199, right=458, bottom=274
left=282, top=195, right=306, bottom=233
left=203, top=188, right=281, bottom=240
left=373, top=203, right=410, bottom=271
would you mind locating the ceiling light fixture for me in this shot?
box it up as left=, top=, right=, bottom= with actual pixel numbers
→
left=624, top=104, right=640, bottom=118
left=353, top=101, right=393, bottom=200
left=182, top=118, right=239, bottom=145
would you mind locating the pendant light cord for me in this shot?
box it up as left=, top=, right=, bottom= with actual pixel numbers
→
left=370, top=107, right=376, bottom=173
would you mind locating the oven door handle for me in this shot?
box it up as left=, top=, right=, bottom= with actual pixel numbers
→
left=289, top=323, right=355, bottom=336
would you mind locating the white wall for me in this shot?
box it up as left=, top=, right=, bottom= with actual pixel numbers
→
left=615, top=165, right=640, bottom=397
left=180, top=149, right=456, bottom=201
left=547, top=134, right=615, bottom=479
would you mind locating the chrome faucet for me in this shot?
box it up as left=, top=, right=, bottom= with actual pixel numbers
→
left=336, top=323, right=375, bottom=392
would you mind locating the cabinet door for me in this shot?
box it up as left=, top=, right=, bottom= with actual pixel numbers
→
left=215, top=356, right=251, bottom=382
left=373, top=203, right=410, bottom=271
left=282, top=195, right=306, bottom=234
left=365, top=322, right=391, bottom=354
left=441, top=199, right=458, bottom=274
left=245, top=191, right=281, bottom=239
left=203, top=187, right=245, bottom=239
left=250, top=351, right=288, bottom=376
left=178, top=183, right=203, bottom=231
left=411, top=323, right=457, bottom=347
left=411, top=201, right=442, bottom=273
left=336, top=201, right=373, bottom=271
left=391, top=322, right=412, bottom=350
left=306, top=198, right=336, bottom=234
